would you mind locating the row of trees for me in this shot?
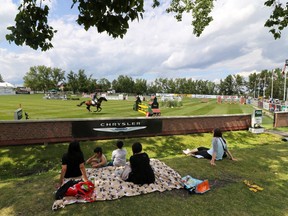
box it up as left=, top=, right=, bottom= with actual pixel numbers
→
left=20, top=65, right=288, bottom=99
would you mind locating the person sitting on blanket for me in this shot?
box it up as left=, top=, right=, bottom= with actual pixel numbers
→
left=126, top=142, right=155, bottom=185
left=58, top=141, right=89, bottom=187
left=86, top=146, right=107, bottom=168
left=183, top=128, right=237, bottom=166
left=107, top=140, right=127, bottom=167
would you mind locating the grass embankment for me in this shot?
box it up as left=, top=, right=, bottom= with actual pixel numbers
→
left=0, top=131, right=287, bottom=216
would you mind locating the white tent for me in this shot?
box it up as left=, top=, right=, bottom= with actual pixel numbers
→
left=0, top=82, right=15, bottom=95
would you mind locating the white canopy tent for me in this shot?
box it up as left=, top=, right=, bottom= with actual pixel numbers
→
left=0, top=82, right=15, bottom=95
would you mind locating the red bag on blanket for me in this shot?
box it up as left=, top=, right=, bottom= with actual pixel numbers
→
left=65, top=181, right=95, bottom=201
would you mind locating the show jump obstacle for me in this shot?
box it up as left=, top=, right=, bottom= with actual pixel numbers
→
left=133, top=97, right=161, bottom=117
left=137, top=104, right=161, bottom=117
left=217, top=96, right=246, bottom=104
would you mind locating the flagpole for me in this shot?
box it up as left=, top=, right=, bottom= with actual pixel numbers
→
left=263, top=76, right=266, bottom=98
left=254, top=81, right=256, bottom=98
left=271, top=70, right=274, bottom=100
left=286, top=65, right=288, bottom=101
left=284, top=64, right=287, bottom=101
left=258, top=81, right=260, bottom=98
left=284, top=73, right=286, bottom=101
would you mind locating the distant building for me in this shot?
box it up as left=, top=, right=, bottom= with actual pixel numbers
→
left=15, top=86, right=31, bottom=94
left=0, top=82, right=15, bottom=95
left=107, top=89, right=116, bottom=94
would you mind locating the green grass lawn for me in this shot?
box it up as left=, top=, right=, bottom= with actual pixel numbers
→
left=0, top=131, right=287, bottom=216
left=0, top=94, right=285, bottom=216
left=0, top=94, right=274, bottom=129
left=0, top=94, right=257, bottom=119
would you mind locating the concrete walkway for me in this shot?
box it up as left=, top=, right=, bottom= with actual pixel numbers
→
left=265, top=129, right=288, bottom=137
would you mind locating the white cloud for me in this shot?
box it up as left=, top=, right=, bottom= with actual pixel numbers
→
left=0, top=0, right=287, bottom=85
left=0, top=0, right=17, bottom=42
left=236, top=70, right=259, bottom=79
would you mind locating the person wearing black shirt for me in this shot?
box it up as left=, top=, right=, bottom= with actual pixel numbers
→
left=127, top=142, right=155, bottom=185
left=151, top=94, right=159, bottom=109
left=134, top=95, right=142, bottom=110
left=59, top=141, right=88, bottom=187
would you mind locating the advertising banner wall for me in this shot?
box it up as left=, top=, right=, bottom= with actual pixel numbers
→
left=191, top=94, right=217, bottom=99
left=72, top=118, right=162, bottom=138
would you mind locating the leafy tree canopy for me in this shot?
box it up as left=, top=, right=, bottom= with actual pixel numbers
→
left=23, top=65, right=65, bottom=92
left=6, top=0, right=287, bottom=51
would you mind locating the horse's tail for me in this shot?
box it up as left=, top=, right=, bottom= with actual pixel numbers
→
left=77, top=101, right=86, bottom=107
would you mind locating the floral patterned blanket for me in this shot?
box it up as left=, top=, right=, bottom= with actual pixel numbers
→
left=52, top=159, right=183, bottom=210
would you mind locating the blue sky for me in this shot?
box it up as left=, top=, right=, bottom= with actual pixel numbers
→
left=1, top=0, right=288, bottom=86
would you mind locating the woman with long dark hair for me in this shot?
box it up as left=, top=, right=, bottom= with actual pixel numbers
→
left=183, top=128, right=237, bottom=166
left=126, top=142, right=155, bottom=185
left=58, top=141, right=88, bottom=186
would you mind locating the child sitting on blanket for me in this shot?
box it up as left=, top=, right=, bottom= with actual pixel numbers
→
left=86, top=147, right=107, bottom=168
left=108, top=140, right=127, bottom=167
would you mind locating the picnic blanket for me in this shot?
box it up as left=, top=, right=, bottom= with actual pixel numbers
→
left=52, top=159, right=183, bottom=210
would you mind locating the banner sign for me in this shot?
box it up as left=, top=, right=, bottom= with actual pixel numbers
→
left=192, top=94, right=217, bottom=99
left=72, top=119, right=162, bottom=138
left=251, top=109, right=262, bottom=127
left=14, top=108, right=23, bottom=120
left=254, top=110, right=262, bottom=118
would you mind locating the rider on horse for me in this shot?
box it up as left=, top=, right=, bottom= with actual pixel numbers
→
left=91, top=92, right=98, bottom=105
left=150, top=94, right=159, bottom=108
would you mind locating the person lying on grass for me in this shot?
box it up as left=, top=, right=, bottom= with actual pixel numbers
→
left=86, top=146, right=107, bottom=168
left=183, top=128, right=237, bottom=166
left=58, top=141, right=89, bottom=187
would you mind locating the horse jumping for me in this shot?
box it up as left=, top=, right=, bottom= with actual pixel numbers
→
left=77, top=97, right=107, bottom=112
